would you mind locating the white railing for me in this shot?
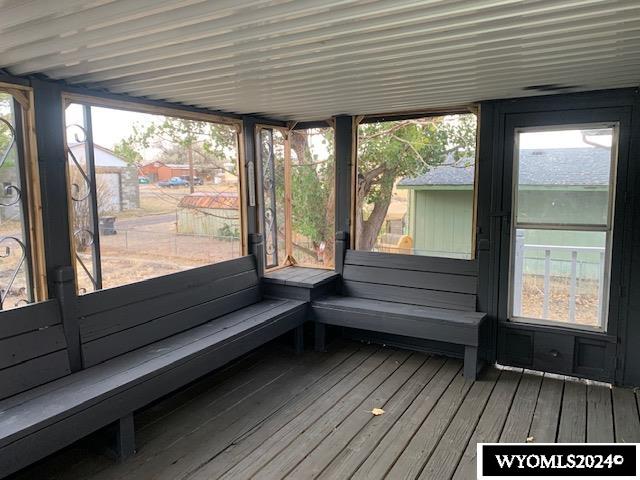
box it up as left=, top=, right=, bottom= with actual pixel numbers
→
left=512, top=234, right=606, bottom=323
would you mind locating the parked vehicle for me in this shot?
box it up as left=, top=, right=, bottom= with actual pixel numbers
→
left=138, top=176, right=150, bottom=184
left=179, top=175, right=203, bottom=185
left=158, top=176, right=190, bottom=187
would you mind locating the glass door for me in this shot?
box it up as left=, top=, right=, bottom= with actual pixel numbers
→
left=508, top=124, right=618, bottom=331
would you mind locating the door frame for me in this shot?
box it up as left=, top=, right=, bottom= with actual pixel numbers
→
left=478, top=90, right=637, bottom=384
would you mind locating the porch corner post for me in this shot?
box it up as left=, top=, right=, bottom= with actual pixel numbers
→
left=334, top=115, right=354, bottom=269
left=249, top=233, right=265, bottom=278
left=30, top=78, right=74, bottom=294
left=53, top=266, right=82, bottom=372
left=242, top=116, right=259, bottom=237
left=335, top=231, right=349, bottom=275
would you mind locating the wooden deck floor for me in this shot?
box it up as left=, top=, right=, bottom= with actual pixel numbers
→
left=11, top=341, right=640, bottom=480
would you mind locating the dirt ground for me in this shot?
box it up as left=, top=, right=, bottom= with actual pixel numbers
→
left=519, top=275, right=601, bottom=327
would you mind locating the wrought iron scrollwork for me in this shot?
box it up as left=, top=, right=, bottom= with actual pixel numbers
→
left=0, top=104, right=34, bottom=310
left=66, top=123, right=92, bottom=202
left=0, top=236, right=27, bottom=310
left=0, top=184, right=22, bottom=207
left=73, top=227, right=98, bottom=290
left=0, top=118, right=21, bottom=206
left=0, top=117, right=16, bottom=170
left=260, top=129, right=279, bottom=268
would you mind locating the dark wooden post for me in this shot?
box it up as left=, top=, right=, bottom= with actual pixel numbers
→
left=335, top=231, right=349, bottom=275
left=115, top=413, right=135, bottom=461
left=53, top=266, right=82, bottom=372
left=242, top=116, right=259, bottom=237
left=249, top=233, right=265, bottom=278
left=30, top=78, right=74, bottom=295
left=334, top=116, right=354, bottom=259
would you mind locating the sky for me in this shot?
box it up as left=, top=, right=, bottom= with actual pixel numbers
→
left=65, top=104, right=156, bottom=151
left=519, top=128, right=613, bottom=149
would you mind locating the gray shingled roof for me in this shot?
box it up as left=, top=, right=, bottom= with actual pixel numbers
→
left=398, top=148, right=611, bottom=188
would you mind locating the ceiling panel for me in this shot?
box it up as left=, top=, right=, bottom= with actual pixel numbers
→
left=1, top=0, right=638, bottom=120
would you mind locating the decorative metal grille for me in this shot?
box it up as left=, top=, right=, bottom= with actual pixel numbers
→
left=0, top=94, right=34, bottom=310
left=260, top=128, right=279, bottom=269
left=65, top=104, right=102, bottom=292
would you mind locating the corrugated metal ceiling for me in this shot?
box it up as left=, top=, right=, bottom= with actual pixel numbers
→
left=1, top=0, right=639, bottom=121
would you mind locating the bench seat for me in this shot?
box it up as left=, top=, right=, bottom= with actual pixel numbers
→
left=312, top=243, right=488, bottom=380
left=313, top=295, right=486, bottom=347
left=0, top=296, right=306, bottom=477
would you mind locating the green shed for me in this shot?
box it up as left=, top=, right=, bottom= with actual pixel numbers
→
left=398, top=147, right=611, bottom=269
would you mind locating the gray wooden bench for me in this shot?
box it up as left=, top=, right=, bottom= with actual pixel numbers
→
left=312, top=239, right=487, bottom=380
left=0, top=254, right=306, bottom=478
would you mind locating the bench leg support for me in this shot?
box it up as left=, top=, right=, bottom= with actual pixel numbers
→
left=464, top=346, right=480, bottom=380
left=115, top=413, right=135, bottom=462
left=294, top=325, right=304, bottom=354
left=315, top=323, right=326, bottom=352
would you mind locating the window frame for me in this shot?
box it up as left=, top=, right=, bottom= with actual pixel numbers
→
left=0, top=83, right=47, bottom=308
left=507, top=122, right=619, bottom=332
left=61, top=93, right=246, bottom=294
left=255, top=122, right=336, bottom=271
left=351, top=107, right=480, bottom=261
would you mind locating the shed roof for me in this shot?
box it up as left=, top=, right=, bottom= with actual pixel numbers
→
left=142, top=161, right=191, bottom=170
left=178, top=192, right=239, bottom=210
left=398, top=148, right=612, bottom=188
left=68, top=142, right=128, bottom=168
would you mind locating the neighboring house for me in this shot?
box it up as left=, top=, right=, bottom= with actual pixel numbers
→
left=176, top=192, right=240, bottom=238
left=68, top=143, right=140, bottom=213
left=398, top=147, right=611, bottom=264
left=140, top=161, right=193, bottom=182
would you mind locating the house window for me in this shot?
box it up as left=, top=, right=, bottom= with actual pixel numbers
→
left=354, top=112, right=477, bottom=259
left=0, top=87, right=45, bottom=309
left=509, top=125, right=617, bottom=330
left=64, top=98, right=243, bottom=293
left=257, top=125, right=335, bottom=269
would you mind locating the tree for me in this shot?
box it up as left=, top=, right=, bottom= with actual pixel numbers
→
left=113, top=138, right=142, bottom=165
left=355, top=114, right=477, bottom=251
left=118, top=117, right=238, bottom=192
left=290, top=129, right=335, bottom=265
left=286, top=115, right=476, bottom=258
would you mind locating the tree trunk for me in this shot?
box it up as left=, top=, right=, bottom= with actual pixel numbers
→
left=355, top=173, right=394, bottom=251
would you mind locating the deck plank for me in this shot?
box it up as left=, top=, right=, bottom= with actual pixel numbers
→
left=280, top=353, right=426, bottom=479
left=7, top=343, right=630, bottom=480
left=418, top=368, right=500, bottom=480
left=352, top=359, right=462, bottom=480
left=452, top=369, right=521, bottom=480
left=499, top=371, right=543, bottom=442
left=243, top=350, right=412, bottom=479
left=557, top=380, right=587, bottom=443
left=316, top=357, right=446, bottom=480
left=284, top=353, right=429, bottom=479
left=212, top=348, right=397, bottom=480
left=108, top=346, right=376, bottom=480
left=528, top=375, right=564, bottom=443
left=613, top=387, right=640, bottom=442
left=384, top=370, right=474, bottom=480
left=187, top=347, right=380, bottom=480
left=587, top=384, right=614, bottom=443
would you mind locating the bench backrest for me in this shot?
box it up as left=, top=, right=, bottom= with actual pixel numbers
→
left=78, top=255, right=260, bottom=367
left=342, top=250, right=478, bottom=311
left=0, top=300, right=71, bottom=400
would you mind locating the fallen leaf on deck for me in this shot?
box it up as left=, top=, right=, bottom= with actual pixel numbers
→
left=370, top=408, right=385, bottom=416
